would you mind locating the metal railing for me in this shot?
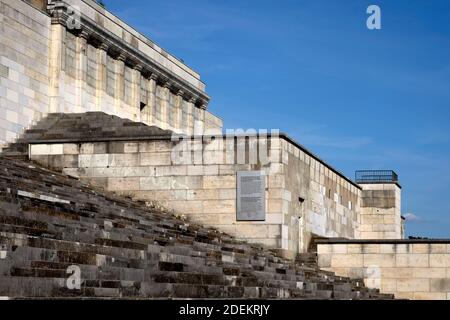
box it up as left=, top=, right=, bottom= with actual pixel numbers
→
left=355, top=170, right=398, bottom=183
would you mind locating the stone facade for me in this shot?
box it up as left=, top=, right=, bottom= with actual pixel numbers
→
left=317, top=241, right=450, bottom=300
left=0, top=0, right=222, bottom=149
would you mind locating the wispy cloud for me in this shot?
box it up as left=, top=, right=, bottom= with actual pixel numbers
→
left=404, top=213, right=422, bottom=222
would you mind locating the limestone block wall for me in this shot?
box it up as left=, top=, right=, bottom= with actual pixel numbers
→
left=28, top=133, right=364, bottom=256
left=0, top=0, right=50, bottom=147
left=359, top=183, right=402, bottom=239
left=281, top=138, right=361, bottom=252
left=317, top=241, right=450, bottom=300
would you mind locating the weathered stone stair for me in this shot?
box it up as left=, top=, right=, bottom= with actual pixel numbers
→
left=0, top=155, right=394, bottom=299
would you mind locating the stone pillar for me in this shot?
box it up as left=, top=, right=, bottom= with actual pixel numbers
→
left=358, top=183, right=402, bottom=240
left=195, top=104, right=206, bottom=135
left=49, top=23, right=66, bottom=113
left=115, top=53, right=126, bottom=114
left=75, top=31, right=89, bottom=113
left=187, top=98, right=196, bottom=135
left=132, top=64, right=143, bottom=121
left=96, top=43, right=108, bottom=112
left=162, top=82, right=171, bottom=130
left=175, top=90, right=184, bottom=133
left=149, top=74, right=157, bottom=125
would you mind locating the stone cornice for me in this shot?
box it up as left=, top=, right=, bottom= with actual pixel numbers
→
left=47, top=1, right=210, bottom=109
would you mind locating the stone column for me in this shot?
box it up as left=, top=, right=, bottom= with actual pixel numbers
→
left=149, top=74, right=157, bottom=125
left=75, top=30, right=89, bottom=113
left=195, top=105, right=206, bottom=135
left=114, top=53, right=126, bottom=115
left=49, top=23, right=66, bottom=113
left=132, top=64, right=143, bottom=122
left=187, top=97, right=196, bottom=135
left=96, top=43, right=108, bottom=112
left=162, top=82, right=171, bottom=130
left=175, top=90, right=184, bottom=133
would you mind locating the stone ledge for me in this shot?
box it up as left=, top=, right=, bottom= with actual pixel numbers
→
left=316, top=238, right=450, bottom=244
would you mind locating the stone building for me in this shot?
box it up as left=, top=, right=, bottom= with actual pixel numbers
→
left=3, top=0, right=450, bottom=300
left=0, top=0, right=222, bottom=148
left=1, top=0, right=404, bottom=257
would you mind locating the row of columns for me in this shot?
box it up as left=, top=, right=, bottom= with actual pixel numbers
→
left=49, top=22, right=204, bottom=134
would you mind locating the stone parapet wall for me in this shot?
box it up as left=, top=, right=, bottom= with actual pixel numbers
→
left=317, top=240, right=450, bottom=300
left=28, top=127, right=364, bottom=256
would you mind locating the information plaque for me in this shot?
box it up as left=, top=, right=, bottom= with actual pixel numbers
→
left=236, top=171, right=266, bottom=221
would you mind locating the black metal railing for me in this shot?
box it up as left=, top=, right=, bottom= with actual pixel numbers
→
left=355, top=170, right=398, bottom=184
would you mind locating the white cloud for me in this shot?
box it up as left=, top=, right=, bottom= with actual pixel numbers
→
left=404, top=213, right=421, bottom=222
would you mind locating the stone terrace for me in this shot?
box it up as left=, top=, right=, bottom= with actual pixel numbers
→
left=0, top=155, right=393, bottom=299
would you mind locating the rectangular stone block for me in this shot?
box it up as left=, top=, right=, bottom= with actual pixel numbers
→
left=379, top=244, right=396, bottom=254
left=331, top=244, right=348, bottom=254
left=413, top=292, right=447, bottom=300
left=380, top=278, right=397, bottom=293
left=108, top=177, right=140, bottom=191
left=63, top=143, right=79, bottom=155
left=109, top=153, right=140, bottom=167
left=219, top=188, right=236, bottom=200
left=318, top=254, right=332, bottom=268
left=396, top=254, right=429, bottom=268
left=429, top=254, right=449, bottom=268
left=171, top=176, right=202, bottom=190
left=140, top=177, right=171, bottom=190
left=347, top=244, right=363, bottom=254
left=412, top=267, right=446, bottom=279
left=430, top=244, right=447, bottom=254
left=124, top=142, right=139, bottom=153
left=79, top=143, right=94, bottom=154
left=140, top=152, right=172, bottom=166
left=154, top=141, right=173, bottom=152
left=93, top=142, right=108, bottom=154
left=202, top=200, right=235, bottom=214
left=430, top=279, right=450, bottom=292
left=62, top=155, right=78, bottom=168
left=203, top=175, right=235, bottom=189
left=363, top=254, right=396, bottom=267
left=380, top=267, right=413, bottom=279
left=361, top=244, right=380, bottom=254
left=331, top=254, right=363, bottom=268
left=138, top=141, right=155, bottom=152
left=317, top=245, right=331, bottom=255
left=78, top=154, right=109, bottom=168
left=397, top=278, right=430, bottom=292
left=412, top=244, right=431, bottom=254
left=30, top=144, right=63, bottom=155
left=235, top=225, right=269, bottom=239
left=155, top=165, right=187, bottom=177
left=186, top=189, right=219, bottom=200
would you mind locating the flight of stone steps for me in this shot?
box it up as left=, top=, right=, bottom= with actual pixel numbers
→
left=0, top=155, right=394, bottom=299
left=2, top=113, right=173, bottom=158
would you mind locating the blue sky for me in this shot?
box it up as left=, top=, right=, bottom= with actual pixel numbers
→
left=104, top=0, right=450, bottom=238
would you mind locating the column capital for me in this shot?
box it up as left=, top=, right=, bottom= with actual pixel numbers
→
left=149, top=73, right=158, bottom=81
left=99, top=42, right=109, bottom=52
left=79, top=30, right=90, bottom=40
left=163, top=82, right=172, bottom=89
left=117, top=53, right=127, bottom=62
left=177, top=90, right=185, bottom=97
left=188, top=97, right=197, bottom=104
left=133, top=64, right=143, bottom=72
